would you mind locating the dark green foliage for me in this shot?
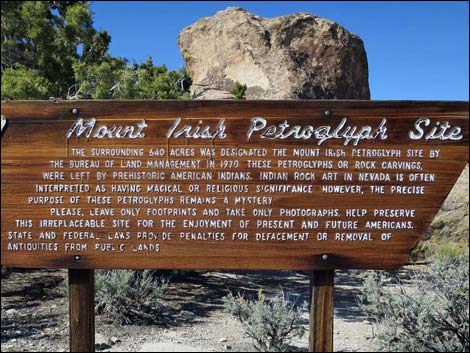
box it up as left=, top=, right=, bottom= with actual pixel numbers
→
left=114, top=58, right=191, bottom=99
left=1, top=1, right=191, bottom=100
left=95, top=270, right=169, bottom=325
left=1, top=1, right=108, bottom=98
left=223, top=289, right=306, bottom=352
left=231, top=81, right=247, bottom=99
left=72, top=56, right=128, bottom=99
left=2, top=66, right=52, bottom=99
left=359, top=245, right=469, bottom=352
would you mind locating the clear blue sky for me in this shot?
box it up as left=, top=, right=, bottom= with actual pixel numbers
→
left=91, top=1, right=469, bottom=100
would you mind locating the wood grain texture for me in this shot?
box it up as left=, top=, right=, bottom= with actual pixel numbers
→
left=309, top=270, right=334, bottom=352
left=1, top=100, right=468, bottom=270
left=69, top=269, right=95, bottom=352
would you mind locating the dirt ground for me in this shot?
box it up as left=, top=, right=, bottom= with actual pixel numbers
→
left=1, top=267, right=417, bottom=352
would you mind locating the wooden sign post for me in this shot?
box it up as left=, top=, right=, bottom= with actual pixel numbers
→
left=309, top=270, right=334, bottom=352
left=68, top=269, right=95, bottom=352
left=1, top=100, right=468, bottom=352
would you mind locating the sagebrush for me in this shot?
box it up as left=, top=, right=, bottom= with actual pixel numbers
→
left=95, top=270, right=169, bottom=324
left=231, top=81, right=247, bottom=99
left=359, top=245, right=469, bottom=352
left=223, top=289, right=306, bottom=352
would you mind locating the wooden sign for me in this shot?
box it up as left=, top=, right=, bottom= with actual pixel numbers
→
left=1, top=100, right=468, bottom=270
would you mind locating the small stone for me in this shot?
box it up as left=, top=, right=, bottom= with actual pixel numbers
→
left=110, top=336, right=121, bottom=344
left=225, top=345, right=232, bottom=350
left=219, top=338, right=228, bottom=343
left=95, top=333, right=106, bottom=345
left=177, top=310, right=195, bottom=321
left=5, top=309, right=18, bottom=315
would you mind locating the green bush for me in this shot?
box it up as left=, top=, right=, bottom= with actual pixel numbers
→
left=1, top=2, right=191, bottom=100
left=431, top=240, right=468, bottom=263
left=359, top=250, right=469, bottom=352
left=411, top=239, right=468, bottom=263
left=95, top=270, right=169, bottom=325
left=231, top=81, right=247, bottom=100
left=223, top=289, right=306, bottom=352
left=1, top=66, right=52, bottom=100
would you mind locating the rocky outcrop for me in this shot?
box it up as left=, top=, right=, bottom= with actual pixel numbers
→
left=178, top=7, right=370, bottom=100
left=426, top=165, right=469, bottom=243
left=178, top=7, right=468, bottom=250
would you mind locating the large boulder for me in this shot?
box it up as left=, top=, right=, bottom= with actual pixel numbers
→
left=178, top=7, right=469, bottom=252
left=425, top=165, right=469, bottom=243
left=178, top=7, right=370, bottom=99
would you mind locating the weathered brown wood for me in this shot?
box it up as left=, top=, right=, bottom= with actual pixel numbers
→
left=1, top=100, right=468, bottom=270
left=309, top=270, right=334, bottom=352
left=1, top=100, right=469, bottom=120
left=69, top=269, right=95, bottom=352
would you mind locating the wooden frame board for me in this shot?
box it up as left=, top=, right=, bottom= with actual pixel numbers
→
left=1, top=100, right=468, bottom=270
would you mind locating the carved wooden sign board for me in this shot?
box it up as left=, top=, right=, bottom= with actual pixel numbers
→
left=1, top=101, right=468, bottom=270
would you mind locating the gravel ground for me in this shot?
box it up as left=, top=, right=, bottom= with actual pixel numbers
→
left=1, top=267, right=417, bottom=352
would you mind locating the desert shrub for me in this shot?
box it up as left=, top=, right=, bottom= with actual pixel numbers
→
left=95, top=270, right=169, bottom=325
left=431, top=240, right=468, bottom=262
left=411, top=239, right=468, bottom=263
left=359, top=248, right=469, bottom=352
left=223, top=289, right=306, bottom=352
left=232, top=81, right=247, bottom=99
left=409, top=240, right=431, bottom=263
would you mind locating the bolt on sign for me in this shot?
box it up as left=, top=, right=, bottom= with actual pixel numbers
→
left=1, top=101, right=468, bottom=270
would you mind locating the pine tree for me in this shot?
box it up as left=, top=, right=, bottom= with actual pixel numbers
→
left=1, top=1, right=191, bottom=100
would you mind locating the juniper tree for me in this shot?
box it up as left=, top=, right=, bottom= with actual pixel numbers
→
left=1, top=1, right=191, bottom=100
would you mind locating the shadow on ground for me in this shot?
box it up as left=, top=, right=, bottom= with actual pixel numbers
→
left=163, top=267, right=419, bottom=325
left=1, top=267, right=419, bottom=333
left=1, top=313, right=62, bottom=344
